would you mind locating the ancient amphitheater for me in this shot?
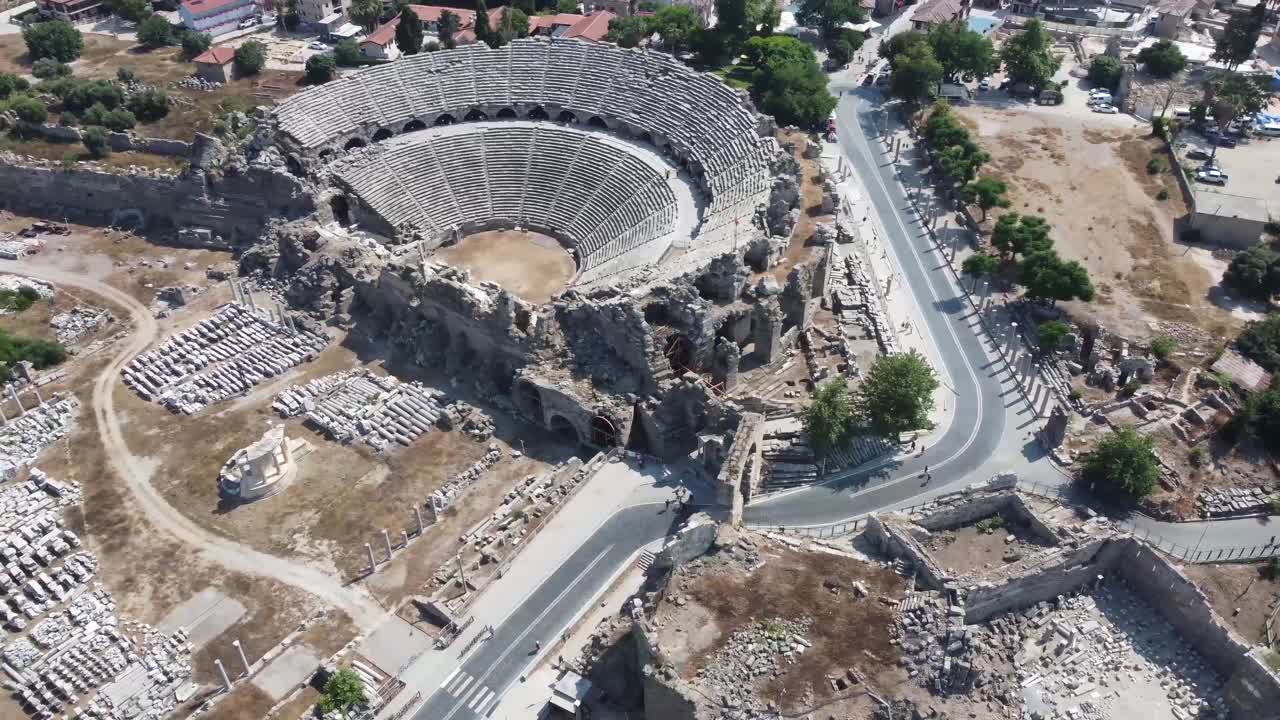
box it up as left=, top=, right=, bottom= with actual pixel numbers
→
left=270, top=38, right=779, bottom=287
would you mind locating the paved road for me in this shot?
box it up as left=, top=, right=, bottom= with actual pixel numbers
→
left=412, top=503, right=677, bottom=720
left=0, top=261, right=387, bottom=630
left=743, top=92, right=1017, bottom=529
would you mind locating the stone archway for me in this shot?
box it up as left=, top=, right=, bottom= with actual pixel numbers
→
left=637, top=131, right=654, bottom=146
left=590, top=415, right=618, bottom=447
left=557, top=110, right=578, bottom=124
left=514, top=380, right=543, bottom=422
left=663, top=333, right=693, bottom=374
left=435, top=114, right=456, bottom=126
left=343, top=137, right=367, bottom=151
left=284, top=155, right=305, bottom=177
left=371, top=128, right=394, bottom=142
left=330, top=195, right=351, bottom=227
left=548, top=415, right=580, bottom=446
left=404, top=119, right=427, bottom=132
left=465, top=108, right=488, bottom=121
left=587, top=115, right=608, bottom=130
left=497, top=107, right=517, bottom=119
left=528, top=106, right=549, bottom=121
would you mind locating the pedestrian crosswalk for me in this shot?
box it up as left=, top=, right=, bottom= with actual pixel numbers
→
left=439, top=668, right=500, bottom=717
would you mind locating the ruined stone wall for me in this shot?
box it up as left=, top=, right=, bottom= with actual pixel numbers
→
left=962, top=539, right=1119, bottom=624
left=633, top=622, right=703, bottom=720
left=1225, top=650, right=1280, bottom=720
left=715, top=412, right=765, bottom=524
left=864, top=514, right=949, bottom=591
left=0, top=158, right=313, bottom=244
left=917, top=493, right=1059, bottom=546
left=652, top=514, right=719, bottom=570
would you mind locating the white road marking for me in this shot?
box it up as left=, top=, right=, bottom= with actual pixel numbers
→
left=440, top=668, right=460, bottom=689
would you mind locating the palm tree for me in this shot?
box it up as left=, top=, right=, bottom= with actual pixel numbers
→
left=349, top=0, right=384, bottom=32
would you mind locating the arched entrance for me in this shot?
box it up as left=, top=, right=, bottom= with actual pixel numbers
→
left=590, top=415, right=618, bottom=447
left=330, top=196, right=351, bottom=227
left=663, top=333, right=693, bottom=373
left=372, top=127, right=393, bottom=142
left=528, top=106, right=549, bottom=121
left=557, top=110, right=578, bottom=124
left=464, top=108, right=488, bottom=121
left=343, top=137, right=367, bottom=151
left=497, top=107, right=517, bottom=119
left=403, top=119, right=427, bottom=132
left=435, top=114, right=456, bottom=126
left=284, top=155, right=304, bottom=177
left=548, top=415, right=580, bottom=446
left=514, top=380, right=543, bottom=421
left=587, top=115, right=608, bottom=130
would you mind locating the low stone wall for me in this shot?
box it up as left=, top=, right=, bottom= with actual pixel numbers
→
left=864, top=514, right=948, bottom=591
left=652, top=514, right=718, bottom=571
left=632, top=621, right=702, bottom=720
left=1225, top=649, right=1280, bottom=719
left=963, top=538, right=1118, bottom=624
left=25, top=123, right=194, bottom=156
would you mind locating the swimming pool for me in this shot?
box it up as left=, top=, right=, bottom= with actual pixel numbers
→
left=967, top=16, right=1001, bottom=35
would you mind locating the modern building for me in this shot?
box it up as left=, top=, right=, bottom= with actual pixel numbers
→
left=180, top=0, right=259, bottom=36
left=37, top=0, right=108, bottom=23
left=192, top=45, right=236, bottom=82
left=359, top=5, right=613, bottom=60
left=1154, top=0, right=1198, bottom=39
left=1192, top=189, right=1271, bottom=249
left=297, top=0, right=346, bottom=26
left=910, top=0, right=968, bottom=30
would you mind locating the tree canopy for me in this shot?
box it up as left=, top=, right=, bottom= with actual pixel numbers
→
left=317, top=669, right=368, bottom=719
left=926, top=24, right=996, bottom=82
left=1137, top=40, right=1186, bottom=78
left=1088, top=54, right=1122, bottom=91
left=961, top=176, right=1009, bottom=221
left=137, top=15, right=173, bottom=48
left=878, top=30, right=927, bottom=69
left=795, top=0, right=865, bottom=42
left=490, top=7, right=529, bottom=47
left=742, top=35, right=836, bottom=128
left=961, top=252, right=997, bottom=280
left=180, top=31, right=211, bottom=59
left=648, top=5, right=701, bottom=54
left=1018, top=249, right=1095, bottom=305
left=802, top=378, right=856, bottom=468
left=1081, top=426, right=1160, bottom=504
left=348, top=0, right=384, bottom=31
left=889, top=40, right=942, bottom=106
left=82, top=126, right=110, bottom=158
left=438, top=10, right=461, bottom=48
left=306, top=53, right=336, bottom=83
left=1213, top=2, right=1265, bottom=71
left=9, top=95, right=47, bottom=124
left=1235, top=385, right=1280, bottom=452
left=606, top=15, right=649, bottom=48
left=827, top=28, right=864, bottom=67
left=855, top=351, right=939, bottom=438
left=473, top=0, right=491, bottom=43
left=0, top=329, right=66, bottom=382
left=126, top=88, right=169, bottom=120
left=1237, top=314, right=1280, bottom=372
left=1223, top=243, right=1280, bottom=301
left=233, top=40, right=267, bottom=76
left=1037, top=320, right=1071, bottom=354
left=111, top=0, right=153, bottom=22
left=1000, top=19, right=1059, bottom=90
left=23, top=21, right=83, bottom=63
left=334, top=39, right=362, bottom=65
left=0, top=74, right=30, bottom=100
left=395, top=6, right=424, bottom=55
left=990, top=213, right=1051, bottom=259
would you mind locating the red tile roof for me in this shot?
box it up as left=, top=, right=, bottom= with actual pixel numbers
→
left=364, top=5, right=480, bottom=48
left=563, top=10, right=614, bottom=41
left=182, top=0, right=251, bottom=16
left=193, top=46, right=237, bottom=65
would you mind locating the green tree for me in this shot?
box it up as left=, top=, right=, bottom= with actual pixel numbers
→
left=795, top=0, right=865, bottom=43
left=305, top=53, right=336, bottom=83
left=606, top=14, right=648, bottom=48
left=1237, top=315, right=1280, bottom=372
left=180, top=30, right=211, bottom=59
left=961, top=177, right=1009, bottom=221
left=82, top=126, right=110, bottom=158
left=61, top=79, right=125, bottom=113
left=317, top=669, right=368, bottom=720
left=281, top=0, right=301, bottom=30
left=743, top=35, right=836, bottom=128
left=1081, top=426, right=1159, bottom=503
left=1213, top=2, right=1265, bottom=71
left=334, top=39, right=362, bottom=66
left=0, top=74, right=30, bottom=99
left=827, top=29, right=864, bottom=67
left=715, top=0, right=754, bottom=49
left=926, top=24, right=996, bottom=82
left=1019, top=249, right=1095, bottom=305
left=1235, top=386, right=1280, bottom=452
left=1149, top=336, right=1176, bottom=362
left=81, top=102, right=108, bottom=126
left=1088, top=54, right=1122, bottom=90
left=1038, top=320, right=1071, bottom=354
left=556, top=0, right=578, bottom=12
left=473, top=0, right=491, bottom=45
left=395, top=6, right=424, bottom=55
left=649, top=4, right=701, bottom=54
left=116, top=66, right=136, bottom=84
left=855, top=351, right=939, bottom=438
left=1000, top=19, right=1059, bottom=91
left=802, top=377, right=855, bottom=473
left=1222, top=243, right=1280, bottom=301
left=112, top=0, right=153, bottom=22
left=31, top=57, right=70, bottom=78
left=1137, top=40, right=1186, bottom=78
left=102, top=107, right=136, bottom=130
left=889, top=41, right=942, bottom=106
left=137, top=15, right=173, bottom=48
left=23, top=21, right=83, bottom=63
left=990, top=213, right=1051, bottom=259
left=438, top=9, right=461, bottom=49
left=490, top=7, right=529, bottom=47
left=9, top=95, right=47, bottom=124
left=879, top=30, right=927, bottom=69
left=348, top=0, right=384, bottom=32
left=961, top=252, right=997, bottom=281
left=234, top=40, right=267, bottom=76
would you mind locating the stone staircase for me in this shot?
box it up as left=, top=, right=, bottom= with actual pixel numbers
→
left=759, top=431, right=894, bottom=492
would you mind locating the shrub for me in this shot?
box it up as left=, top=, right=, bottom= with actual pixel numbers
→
left=1237, top=315, right=1280, bottom=372
left=1081, top=426, right=1160, bottom=504
left=137, top=15, right=173, bottom=48
left=23, top=20, right=83, bottom=63
left=233, top=40, right=267, bottom=76
left=81, top=102, right=108, bottom=126
left=9, top=95, right=47, bottom=124
left=180, top=30, right=211, bottom=59
left=81, top=126, right=109, bottom=158
left=58, top=111, right=77, bottom=126
left=0, top=329, right=68, bottom=381
left=305, top=53, right=336, bottom=84
left=1149, top=336, right=1176, bottom=362
left=1120, top=380, right=1142, bottom=397
left=60, top=79, right=124, bottom=113
left=102, top=107, right=136, bottom=131
left=1137, top=39, right=1186, bottom=77
left=1156, top=187, right=1169, bottom=200
left=334, top=39, right=362, bottom=66
left=976, top=515, right=1006, bottom=533
left=31, top=57, right=72, bottom=79
left=0, top=73, right=30, bottom=99
left=116, top=66, right=136, bottom=84
left=1146, top=156, right=1163, bottom=174
left=126, top=88, right=169, bottom=121
left=1087, top=54, right=1122, bottom=90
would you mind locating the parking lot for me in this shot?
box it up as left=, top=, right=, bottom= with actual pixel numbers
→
left=1175, top=124, right=1280, bottom=210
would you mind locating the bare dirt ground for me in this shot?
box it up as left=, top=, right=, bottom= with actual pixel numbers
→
left=927, top=522, right=1050, bottom=578
left=764, top=129, right=832, bottom=283
left=956, top=106, right=1244, bottom=344
left=433, top=229, right=576, bottom=304
left=1181, top=562, right=1280, bottom=647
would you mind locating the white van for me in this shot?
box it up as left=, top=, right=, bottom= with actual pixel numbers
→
left=1171, top=107, right=1192, bottom=121
left=1088, top=92, right=1113, bottom=105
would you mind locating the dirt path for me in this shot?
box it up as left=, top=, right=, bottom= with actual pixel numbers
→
left=0, top=260, right=386, bottom=630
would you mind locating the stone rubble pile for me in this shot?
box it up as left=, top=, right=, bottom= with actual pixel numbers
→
left=1195, top=486, right=1276, bottom=518
left=175, top=75, right=223, bottom=92
left=430, top=443, right=504, bottom=512
left=833, top=249, right=899, bottom=357
left=0, top=467, right=193, bottom=719
left=0, top=236, right=44, bottom=260
left=49, top=307, right=112, bottom=345
left=272, top=369, right=454, bottom=450
left=1014, top=586, right=1227, bottom=720
left=0, top=275, right=54, bottom=301
left=121, top=303, right=328, bottom=414
left=0, top=396, right=79, bottom=481
left=689, top=617, right=813, bottom=718
left=891, top=591, right=984, bottom=696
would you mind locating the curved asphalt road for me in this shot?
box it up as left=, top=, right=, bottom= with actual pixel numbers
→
left=412, top=503, right=677, bottom=720
left=744, top=92, right=1014, bottom=529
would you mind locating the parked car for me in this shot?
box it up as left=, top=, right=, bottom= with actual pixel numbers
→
left=1186, top=148, right=1211, bottom=160
left=875, top=73, right=890, bottom=87
left=977, top=78, right=991, bottom=91
left=1211, top=135, right=1237, bottom=148
left=1092, top=104, right=1119, bottom=114
left=238, top=16, right=257, bottom=28
left=862, top=73, right=874, bottom=86
left=1196, top=168, right=1228, bottom=185
left=1088, top=95, right=1113, bottom=106
left=308, top=40, right=327, bottom=50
